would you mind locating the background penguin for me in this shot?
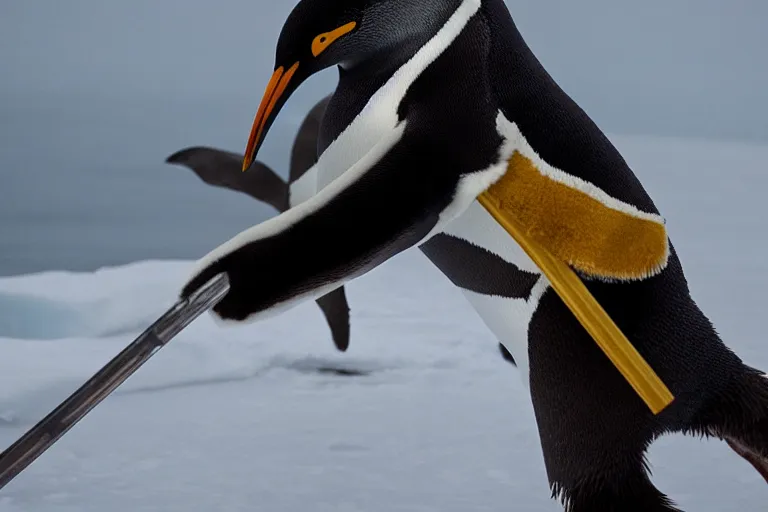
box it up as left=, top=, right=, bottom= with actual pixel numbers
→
left=179, top=0, right=768, bottom=510
left=166, top=94, right=520, bottom=367
left=166, top=97, right=353, bottom=353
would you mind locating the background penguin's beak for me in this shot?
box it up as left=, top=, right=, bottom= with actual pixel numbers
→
left=242, top=62, right=301, bottom=172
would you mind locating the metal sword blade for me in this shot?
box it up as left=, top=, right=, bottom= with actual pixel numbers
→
left=0, top=272, right=229, bottom=491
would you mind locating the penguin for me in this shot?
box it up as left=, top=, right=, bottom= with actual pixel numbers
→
left=179, top=0, right=768, bottom=510
left=167, top=95, right=520, bottom=366
left=166, top=97, right=353, bottom=353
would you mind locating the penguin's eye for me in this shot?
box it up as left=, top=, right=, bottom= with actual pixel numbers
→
left=312, top=21, right=357, bottom=57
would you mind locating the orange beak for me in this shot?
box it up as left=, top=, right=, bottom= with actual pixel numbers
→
left=242, top=62, right=300, bottom=172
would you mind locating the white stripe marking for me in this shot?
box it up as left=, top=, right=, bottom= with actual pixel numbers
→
left=460, top=277, right=551, bottom=392
left=438, top=201, right=541, bottom=275
left=288, top=165, right=318, bottom=207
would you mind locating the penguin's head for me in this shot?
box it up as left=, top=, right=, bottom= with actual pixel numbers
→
left=241, top=0, right=462, bottom=171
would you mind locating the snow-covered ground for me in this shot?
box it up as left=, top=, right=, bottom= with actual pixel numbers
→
left=0, top=133, right=767, bottom=511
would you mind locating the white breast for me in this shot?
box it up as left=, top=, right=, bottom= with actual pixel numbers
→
left=439, top=199, right=545, bottom=387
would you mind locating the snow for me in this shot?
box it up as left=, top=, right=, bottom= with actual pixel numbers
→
left=1, top=134, right=768, bottom=511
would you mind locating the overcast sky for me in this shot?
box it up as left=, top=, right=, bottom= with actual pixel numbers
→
left=1, top=0, right=767, bottom=143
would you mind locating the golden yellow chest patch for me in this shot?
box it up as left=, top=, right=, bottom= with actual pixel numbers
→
left=481, top=151, right=668, bottom=281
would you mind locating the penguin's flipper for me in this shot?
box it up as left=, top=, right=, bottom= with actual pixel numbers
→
left=314, top=287, right=351, bottom=352
left=180, top=122, right=472, bottom=324
left=483, top=148, right=669, bottom=282
left=166, top=146, right=289, bottom=212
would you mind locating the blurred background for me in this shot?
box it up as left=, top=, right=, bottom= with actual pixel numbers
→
left=1, top=0, right=766, bottom=276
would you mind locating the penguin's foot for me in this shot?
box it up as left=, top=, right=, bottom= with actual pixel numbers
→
left=687, top=365, right=768, bottom=484
left=553, top=475, right=682, bottom=512
left=726, top=437, right=768, bottom=483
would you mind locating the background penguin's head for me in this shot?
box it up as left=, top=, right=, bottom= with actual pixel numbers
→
left=242, top=0, right=463, bottom=171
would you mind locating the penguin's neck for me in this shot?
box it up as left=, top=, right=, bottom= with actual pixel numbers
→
left=315, top=0, right=484, bottom=188
left=317, top=54, right=411, bottom=153
left=318, top=0, right=470, bottom=152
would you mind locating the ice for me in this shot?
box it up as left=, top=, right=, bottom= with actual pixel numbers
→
left=0, top=133, right=767, bottom=510
left=0, top=261, right=189, bottom=340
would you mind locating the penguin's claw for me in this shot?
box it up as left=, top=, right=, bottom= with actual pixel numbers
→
left=726, top=437, right=768, bottom=484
